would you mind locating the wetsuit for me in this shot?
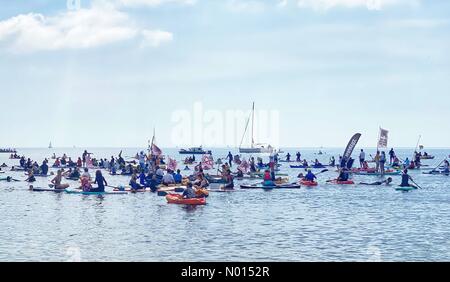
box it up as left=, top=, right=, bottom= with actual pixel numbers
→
left=400, top=174, right=410, bottom=187
left=183, top=187, right=196, bottom=199
left=90, top=175, right=107, bottom=192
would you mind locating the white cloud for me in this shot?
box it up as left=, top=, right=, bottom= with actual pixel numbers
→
left=296, top=0, right=418, bottom=11
left=0, top=5, right=172, bottom=53
left=141, top=29, right=173, bottom=47
left=226, top=0, right=266, bottom=13
left=115, top=0, right=197, bottom=7
left=277, top=0, right=288, bottom=8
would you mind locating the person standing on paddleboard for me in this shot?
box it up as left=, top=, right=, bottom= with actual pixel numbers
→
left=380, top=151, right=386, bottom=176
left=227, top=152, right=233, bottom=167
left=374, top=151, right=381, bottom=173
left=359, top=149, right=365, bottom=168
left=296, top=152, right=301, bottom=162
left=389, top=148, right=396, bottom=165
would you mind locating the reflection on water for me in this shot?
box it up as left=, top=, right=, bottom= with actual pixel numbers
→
left=0, top=148, right=449, bottom=261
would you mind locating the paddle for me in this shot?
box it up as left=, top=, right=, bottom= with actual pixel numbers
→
left=429, top=158, right=447, bottom=174
left=316, top=169, right=329, bottom=175
left=409, top=178, right=423, bottom=190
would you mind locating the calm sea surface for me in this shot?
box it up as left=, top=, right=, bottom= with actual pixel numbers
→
left=0, top=147, right=449, bottom=262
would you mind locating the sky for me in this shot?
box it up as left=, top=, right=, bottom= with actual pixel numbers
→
left=0, top=0, right=449, bottom=149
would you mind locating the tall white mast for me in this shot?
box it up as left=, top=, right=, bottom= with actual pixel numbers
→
left=251, top=102, right=255, bottom=148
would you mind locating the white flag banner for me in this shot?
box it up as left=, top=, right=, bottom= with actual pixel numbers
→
left=378, top=128, right=389, bottom=148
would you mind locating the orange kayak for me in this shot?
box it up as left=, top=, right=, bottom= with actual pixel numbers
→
left=166, top=194, right=206, bottom=205
left=300, top=180, right=318, bottom=187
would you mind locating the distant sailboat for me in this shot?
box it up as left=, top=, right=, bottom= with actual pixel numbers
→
left=49, top=142, right=53, bottom=149
left=239, top=102, right=274, bottom=154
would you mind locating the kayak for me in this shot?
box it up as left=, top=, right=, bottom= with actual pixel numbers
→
left=327, top=180, right=355, bottom=185
left=420, top=156, right=435, bottom=160
left=240, top=183, right=301, bottom=189
left=65, top=189, right=128, bottom=195
left=395, top=186, right=418, bottom=192
left=299, top=180, right=318, bottom=187
left=166, top=194, right=206, bottom=205
left=422, top=170, right=449, bottom=175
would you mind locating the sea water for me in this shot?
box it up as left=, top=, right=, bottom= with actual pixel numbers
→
left=0, top=147, right=449, bottom=262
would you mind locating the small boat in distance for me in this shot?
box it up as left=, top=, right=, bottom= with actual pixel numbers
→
left=0, top=148, right=17, bottom=153
left=239, top=102, right=274, bottom=154
left=179, top=146, right=211, bottom=155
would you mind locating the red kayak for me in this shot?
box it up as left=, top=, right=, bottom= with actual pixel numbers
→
left=166, top=194, right=206, bottom=205
left=299, top=180, right=318, bottom=187
left=328, top=179, right=355, bottom=185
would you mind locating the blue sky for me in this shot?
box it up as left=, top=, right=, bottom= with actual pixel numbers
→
left=0, top=0, right=449, bottom=148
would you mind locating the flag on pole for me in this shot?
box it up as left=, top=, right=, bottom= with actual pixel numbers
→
left=238, top=159, right=250, bottom=173
left=167, top=157, right=177, bottom=171
left=377, top=128, right=389, bottom=148
left=202, top=154, right=214, bottom=170
left=148, top=128, right=163, bottom=157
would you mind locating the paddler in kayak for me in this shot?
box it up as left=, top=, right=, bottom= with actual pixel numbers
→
left=313, top=159, right=323, bottom=167
left=400, top=169, right=418, bottom=189
left=51, top=170, right=70, bottom=190
left=182, top=183, right=196, bottom=199
left=303, top=169, right=317, bottom=182
left=302, top=159, right=309, bottom=168
left=359, top=177, right=393, bottom=186
left=337, top=168, right=350, bottom=182
left=89, top=170, right=107, bottom=193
